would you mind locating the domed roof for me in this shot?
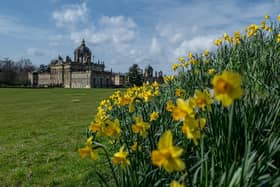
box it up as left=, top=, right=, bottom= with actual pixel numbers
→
left=74, top=39, right=91, bottom=54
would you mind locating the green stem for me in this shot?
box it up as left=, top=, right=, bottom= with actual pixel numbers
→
left=225, top=103, right=234, bottom=186
left=96, top=144, right=119, bottom=187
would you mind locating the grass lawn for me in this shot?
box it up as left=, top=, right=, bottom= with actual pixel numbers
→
left=0, top=88, right=116, bottom=186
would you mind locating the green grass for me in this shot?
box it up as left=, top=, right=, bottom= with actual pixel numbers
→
left=0, top=88, right=116, bottom=186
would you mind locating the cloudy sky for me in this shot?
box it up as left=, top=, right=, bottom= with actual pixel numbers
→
left=0, top=0, right=279, bottom=74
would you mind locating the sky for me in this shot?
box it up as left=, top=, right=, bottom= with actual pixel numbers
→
left=0, top=0, right=279, bottom=74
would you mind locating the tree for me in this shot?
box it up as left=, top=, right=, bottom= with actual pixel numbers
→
left=0, top=58, right=35, bottom=86
left=128, top=64, right=143, bottom=86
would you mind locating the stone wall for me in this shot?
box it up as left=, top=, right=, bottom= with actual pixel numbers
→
left=71, top=71, right=91, bottom=88
left=112, top=73, right=126, bottom=87
left=91, top=71, right=112, bottom=88
left=38, top=72, right=51, bottom=86
left=50, top=65, right=64, bottom=86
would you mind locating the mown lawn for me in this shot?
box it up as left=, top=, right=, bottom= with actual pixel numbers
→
left=0, top=88, right=116, bottom=186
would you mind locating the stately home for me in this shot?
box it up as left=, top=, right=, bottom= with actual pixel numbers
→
left=28, top=39, right=163, bottom=88
left=29, top=40, right=121, bottom=88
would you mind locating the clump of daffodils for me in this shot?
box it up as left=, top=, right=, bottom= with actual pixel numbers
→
left=78, top=15, right=280, bottom=187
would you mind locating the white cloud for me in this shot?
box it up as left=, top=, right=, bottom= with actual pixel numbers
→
left=173, top=35, right=217, bottom=58
left=149, top=37, right=162, bottom=56
left=0, top=16, right=49, bottom=40
left=46, top=0, right=280, bottom=74
left=48, top=34, right=66, bottom=46
left=69, top=15, right=138, bottom=46
left=191, top=25, right=198, bottom=33
left=52, top=2, right=88, bottom=27
left=99, top=16, right=136, bottom=29
left=26, top=48, right=46, bottom=57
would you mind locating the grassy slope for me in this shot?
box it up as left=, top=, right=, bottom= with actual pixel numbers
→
left=0, top=88, right=115, bottom=186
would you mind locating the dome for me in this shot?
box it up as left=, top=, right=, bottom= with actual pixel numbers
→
left=74, top=39, right=91, bottom=54
left=74, top=39, right=92, bottom=63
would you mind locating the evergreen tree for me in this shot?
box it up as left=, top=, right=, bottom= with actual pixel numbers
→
left=128, top=64, right=143, bottom=86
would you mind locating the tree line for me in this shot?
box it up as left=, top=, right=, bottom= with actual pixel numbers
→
left=0, top=58, right=36, bottom=86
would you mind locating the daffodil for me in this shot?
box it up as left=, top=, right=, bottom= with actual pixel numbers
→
left=175, top=88, right=185, bottom=97
left=112, top=145, right=130, bottom=168
left=132, top=116, right=150, bottom=137
left=151, top=130, right=185, bottom=172
left=164, top=75, right=174, bottom=83
left=265, top=15, right=269, bottom=20
left=103, top=119, right=121, bottom=139
left=170, top=180, right=184, bottom=187
left=150, top=111, right=159, bottom=121
left=172, top=98, right=194, bottom=121
left=131, top=141, right=142, bottom=151
left=79, top=137, right=99, bottom=160
left=178, top=57, right=186, bottom=64
left=166, top=100, right=175, bottom=112
left=190, top=89, right=213, bottom=111
left=261, top=21, right=266, bottom=30
left=172, top=63, right=181, bottom=71
left=277, top=34, right=280, bottom=43
left=212, top=71, right=242, bottom=107
left=89, top=121, right=103, bottom=132
left=234, top=31, right=241, bottom=44
left=208, top=68, right=215, bottom=75
left=188, top=52, right=193, bottom=59
left=278, top=14, right=280, bottom=21
left=214, top=38, right=222, bottom=46
left=182, top=117, right=206, bottom=145
left=203, top=49, right=209, bottom=57
left=247, top=24, right=259, bottom=37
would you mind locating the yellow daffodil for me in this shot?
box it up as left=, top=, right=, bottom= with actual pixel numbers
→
left=172, top=98, right=194, bottom=121
left=131, top=141, right=142, bottom=151
left=142, top=90, right=153, bottom=102
left=211, top=71, right=243, bottom=107
left=265, top=15, right=269, bottom=20
left=79, top=137, right=98, bottom=160
left=261, top=21, right=266, bottom=30
left=112, top=145, right=130, bottom=168
left=223, top=33, right=230, bottom=40
left=277, top=34, right=280, bottom=43
left=214, top=38, right=222, bottom=46
left=172, top=63, right=181, bottom=71
left=203, top=49, right=209, bottom=57
left=103, top=119, right=121, bottom=139
left=164, top=75, right=175, bottom=83
left=189, top=58, right=198, bottom=65
left=132, top=116, right=150, bottom=137
left=120, top=95, right=132, bottom=106
left=178, top=57, right=186, bottom=64
left=152, top=81, right=159, bottom=88
left=151, top=130, right=185, bottom=172
left=190, top=89, right=213, bottom=111
left=247, top=24, right=259, bottom=37
left=166, top=100, right=175, bottom=112
left=170, top=180, right=184, bottom=187
left=188, top=52, right=193, bottom=59
left=278, top=14, right=280, bottom=21
left=150, top=111, right=159, bottom=121
left=234, top=31, right=241, bottom=44
left=89, top=121, right=103, bottom=132
left=208, top=68, right=215, bottom=75
left=182, top=118, right=206, bottom=145
left=175, top=88, right=185, bottom=97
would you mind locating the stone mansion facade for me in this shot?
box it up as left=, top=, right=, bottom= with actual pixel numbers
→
left=29, top=40, right=125, bottom=88
left=28, top=39, right=163, bottom=88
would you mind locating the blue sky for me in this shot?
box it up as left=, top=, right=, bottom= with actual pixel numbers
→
left=0, top=0, right=279, bottom=74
